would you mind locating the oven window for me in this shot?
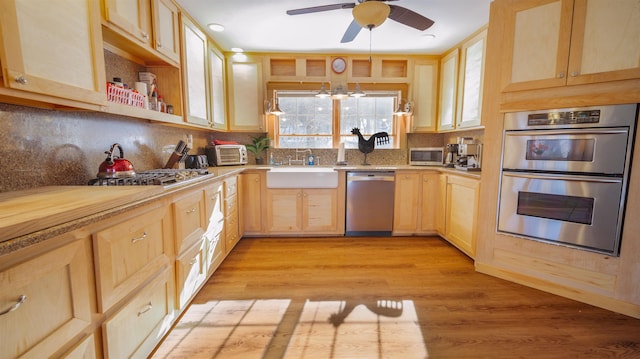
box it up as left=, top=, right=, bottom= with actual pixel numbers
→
left=517, top=192, right=594, bottom=225
left=526, top=139, right=595, bottom=161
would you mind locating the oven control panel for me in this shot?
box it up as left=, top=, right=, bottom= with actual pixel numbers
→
left=527, top=110, right=601, bottom=126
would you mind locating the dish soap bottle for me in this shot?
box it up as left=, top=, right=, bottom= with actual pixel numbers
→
left=270, top=152, right=275, bottom=165
left=307, top=153, right=315, bottom=166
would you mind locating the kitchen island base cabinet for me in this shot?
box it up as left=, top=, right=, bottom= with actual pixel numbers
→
left=224, top=176, right=241, bottom=252
left=102, top=267, right=175, bottom=359
left=440, top=174, right=480, bottom=258
left=0, top=238, right=94, bottom=359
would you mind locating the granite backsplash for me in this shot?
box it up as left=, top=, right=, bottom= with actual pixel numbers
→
left=0, top=101, right=483, bottom=192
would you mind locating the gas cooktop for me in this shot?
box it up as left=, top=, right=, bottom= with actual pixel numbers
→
left=88, top=168, right=209, bottom=186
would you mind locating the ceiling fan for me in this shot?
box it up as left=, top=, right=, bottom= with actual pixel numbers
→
left=286, top=0, right=435, bottom=43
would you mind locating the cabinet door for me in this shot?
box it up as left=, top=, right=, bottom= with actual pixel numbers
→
left=152, top=0, right=180, bottom=64
left=566, top=0, right=640, bottom=85
left=393, top=172, right=420, bottom=233
left=240, top=172, right=264, bottom=234
left=0, top=0, right=106, bottom=105
left=410, top=60, right=438, bottom=132
left=435, top=174, right=447, bottom=235
left=103, top=268, right=174, bottom=359
left=228, top=59, right=265, bottom=131
left=419, top=173, right=439, bottom=232
left=176, top=239, right=207, bottom=310
left=457, top=29, right=487, bottom=129
left=182, top=16, right=209, bottom=126
left=303, top=189, right=339, bottom=233
left=0, top=239, right=93, bottom=359
left=94, top=204, right=172, bottom=312
left=103, top=0, right=151, bottom=44
left=173, top=189, right=207, bottom=255
left=445, top=175, right=479, bottom=257
left=266, top=189, right=302, bottom=232
left=438, top=49, right=459, bottom=131
left=501, top=0, right=574, bottom=92
left=209, top=44, right=227, bottom=130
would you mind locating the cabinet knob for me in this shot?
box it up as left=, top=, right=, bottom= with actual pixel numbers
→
left=14, top=76, right=28, bottom=85
left=156, top=41, right=162, bottom=48
left=557, top=72, right=565, bottom=79
left=142, top=32, right=149, bottom=40
left=571, top=71, right=579, bottom=77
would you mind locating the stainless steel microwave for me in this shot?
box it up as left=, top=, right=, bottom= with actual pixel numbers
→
left=409, top=147, right=444, bottom=166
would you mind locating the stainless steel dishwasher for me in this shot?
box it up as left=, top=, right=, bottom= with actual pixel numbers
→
left=345, top=171, right=395, bottom=236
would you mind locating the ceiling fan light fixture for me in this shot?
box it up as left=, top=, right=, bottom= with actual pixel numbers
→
left=352, top=1, right=390, bottom=29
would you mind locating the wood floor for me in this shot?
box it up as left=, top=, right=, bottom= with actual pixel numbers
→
left=151, top=236, right=640, bottom=359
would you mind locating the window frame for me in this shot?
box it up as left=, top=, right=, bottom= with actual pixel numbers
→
left=266, top=82, right=409, bottom=149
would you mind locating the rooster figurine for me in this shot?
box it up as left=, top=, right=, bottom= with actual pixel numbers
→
left=351, top=127, right=389, bottom=165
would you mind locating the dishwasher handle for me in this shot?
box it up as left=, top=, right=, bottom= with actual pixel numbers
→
left=347, top=173, right=395, bottom=182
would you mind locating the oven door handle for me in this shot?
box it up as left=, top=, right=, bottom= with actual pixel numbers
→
left=506, top=129, right=628, bottom=136
left=502, top=171, right=622, bottom=183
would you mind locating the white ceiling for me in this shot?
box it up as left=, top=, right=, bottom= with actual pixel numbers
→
left=174, top=0, right=492, bottom=55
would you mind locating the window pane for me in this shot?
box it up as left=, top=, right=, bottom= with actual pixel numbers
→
left=340, top=96, right=395, bottom=149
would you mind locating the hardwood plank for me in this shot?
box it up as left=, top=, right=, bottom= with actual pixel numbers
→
left=152, top=237, right=640, bottom=358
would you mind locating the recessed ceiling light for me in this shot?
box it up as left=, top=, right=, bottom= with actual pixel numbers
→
left=208, top=23, right=224, bottom=32
left=422, top=34, right=436, bottom=39
left=231, top=47, right=244, bottom=53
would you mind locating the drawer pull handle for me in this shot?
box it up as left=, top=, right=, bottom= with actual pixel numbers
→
left=186, top=208, right=197, bottom=214
left=137, top=301, right=153, bottom=316
left=0, top=295, right=27, bottom=316
left=14, top=76, right=28, bottom=85
left=131, top=232, right=148, bottom=244
left=190, top=256, right=198, bottom=265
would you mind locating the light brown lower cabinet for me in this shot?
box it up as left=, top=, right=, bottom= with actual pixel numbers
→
left=1, top=174, right=243, bottom=358
left=393, top=171, right=439, bottom=235
left=102, top=267, right=175, bottom=359
left=0, top=237, right=94, bottom=359
left=265, top=188, right=341, bottom=234
left=440, top=174, right=480, bottom=257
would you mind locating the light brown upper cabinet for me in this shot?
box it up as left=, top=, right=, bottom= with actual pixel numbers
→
left=437, top=49, right=459, bottom=131
left=152, top=0, right=181, bottom=64
left=102, top=0, right=180, bottom=66
left=456, top=29, right=486, bottom=129
left=227, top=55, right=265, bottom=132
left=0, top=0, right=106, bottom=107
left=502, top=0, right=640, bottom=92
left=410, top=59, right=438, bottom=132
left=208, top=44, right=227, bottom=130
left=181, top=15, right=209, bottom=127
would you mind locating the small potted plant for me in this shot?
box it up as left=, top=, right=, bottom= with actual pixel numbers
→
left=246, top=135, right=270, bottom=164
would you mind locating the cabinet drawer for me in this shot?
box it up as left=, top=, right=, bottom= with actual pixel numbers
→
left=204, top=182, right=224, bottom=227
left=176, top=239, right=207, bottom=310
left=225, top=194, right=238, bottom=216
left=0, top=239, right=92, bottom=359
left=94, top=205, right=171, bottom=312
left=62, top=333, right=97, bottom=359
left=103, top=268, right=174, bottom=359
left=173, top=189, right=206, bottom=254
left=206, top=229, right=225, bottom=275
left=224, top=176, right=238, bottom=198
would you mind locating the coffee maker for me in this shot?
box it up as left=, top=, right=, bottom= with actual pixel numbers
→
left=457, top=143, right=482, bottom=170
left=445, top=143, right=459, bottom=168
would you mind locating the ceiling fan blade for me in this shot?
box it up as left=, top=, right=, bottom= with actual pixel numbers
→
left=287, top=3, right=356, bottom=16
left=388, top=5, right=434, bottom=31
left=341, top=19, right=362, bottom=43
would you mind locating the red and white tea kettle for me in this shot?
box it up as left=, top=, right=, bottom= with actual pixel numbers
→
left=97, top=143, right=136, bottom=178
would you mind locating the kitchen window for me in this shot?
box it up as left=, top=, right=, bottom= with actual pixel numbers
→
left=272, top=89, right=400, bottom=149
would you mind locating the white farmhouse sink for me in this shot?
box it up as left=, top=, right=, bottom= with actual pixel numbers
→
left=266, top=167, right=339, bottom=188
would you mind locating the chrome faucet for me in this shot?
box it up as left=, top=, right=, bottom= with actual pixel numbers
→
left=289, top=148, right=312, bottom=166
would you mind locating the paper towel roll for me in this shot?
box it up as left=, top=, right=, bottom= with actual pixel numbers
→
left=134, top=82, right=148, bottom=96
left=337, top=142, right=346, bottom=163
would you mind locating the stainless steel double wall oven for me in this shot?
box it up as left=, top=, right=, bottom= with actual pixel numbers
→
left=498, top=104, right=638, bottom=255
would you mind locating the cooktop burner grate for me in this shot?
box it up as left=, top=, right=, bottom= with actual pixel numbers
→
left=88, top=168, right=209, bottom=186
